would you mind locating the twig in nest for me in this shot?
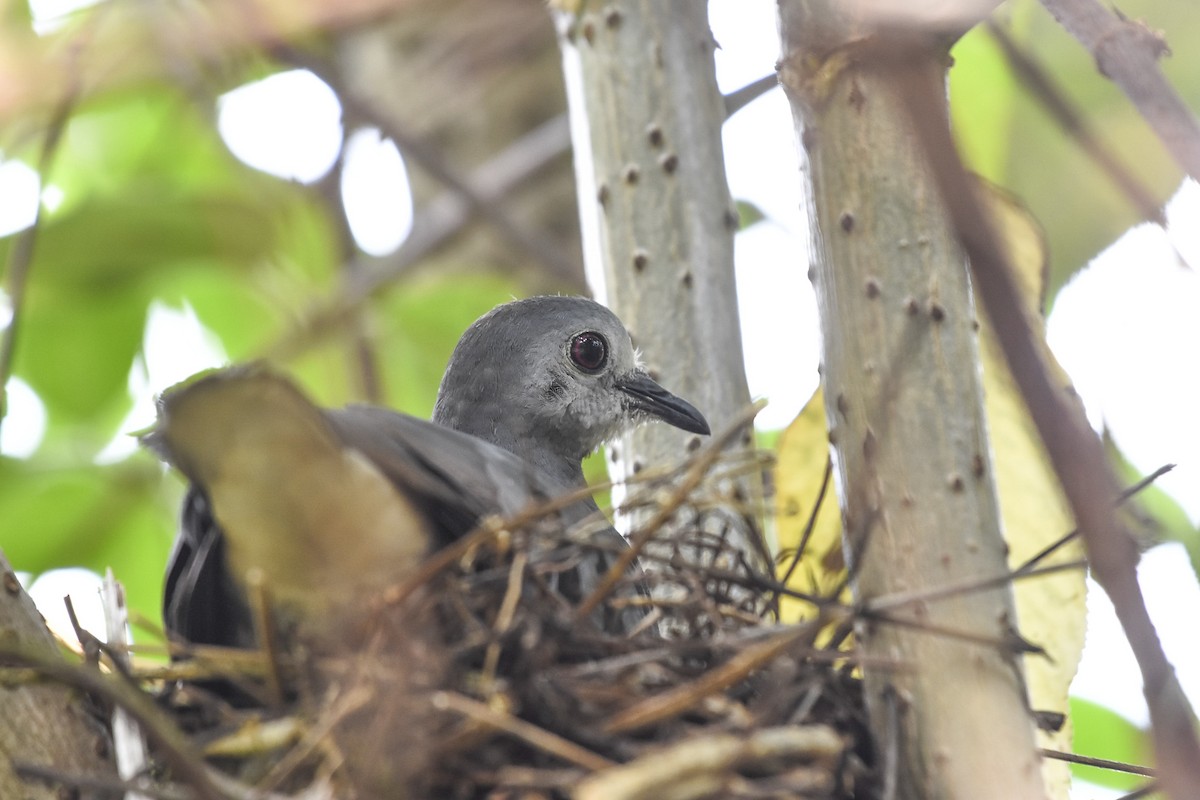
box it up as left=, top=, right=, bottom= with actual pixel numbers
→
left=254, top=685, right=372, bottom=795
left=574, top=725, right=845, bottom=800
left=601, top=619, right=826, bottom=735
left=431, top=691, right=616, bottom=772
left=245, top=566, right=285, bottom=707
left=577, top=400, right=767, bottom=621
left=481, top=550, right=528, bottom=690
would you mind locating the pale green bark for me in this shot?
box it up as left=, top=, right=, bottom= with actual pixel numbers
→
left=777, top=2, right=1047, bottom=798
left=555, top=0, right=765, bottom=569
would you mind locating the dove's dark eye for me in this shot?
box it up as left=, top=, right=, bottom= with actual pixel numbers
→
left=569, top=331, right=608, bottom=373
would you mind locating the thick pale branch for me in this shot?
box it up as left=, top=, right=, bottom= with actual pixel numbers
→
left=778, top=3, right=1047, bottom=798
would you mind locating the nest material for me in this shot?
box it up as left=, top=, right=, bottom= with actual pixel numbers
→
left=158, top=490, right=878, bottom=800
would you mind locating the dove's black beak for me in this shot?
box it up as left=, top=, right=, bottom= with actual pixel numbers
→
left=616, top=372, right=711, bottom=436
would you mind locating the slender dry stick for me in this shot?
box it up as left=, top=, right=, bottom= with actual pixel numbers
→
left=1012, top=462, right=1175, bottom=576
left=431, top=691, right=615, bottom=773
left=12, top=763, right=189, bottom=800
left=1039, top=747, right=1155, bottom=777
left=600, top=620, right=825, bottom=735
left=777, top=456, right=833, bottom=588
left=868, top=560, right=1086, bottom=615
left=724, top=74, right=779, bottom=117
left=1040, top=0, right=1200, bottom=182
left=0, top=85, right=75, bottom=436
left=884, top=46, right=1200, bottom=798
left=871, top=463, right=1172, bottom=613
left=245, top=568, right=286, bottom=707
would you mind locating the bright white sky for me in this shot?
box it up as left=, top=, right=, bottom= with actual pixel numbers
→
left=5, top=2, right=1198, bottom=797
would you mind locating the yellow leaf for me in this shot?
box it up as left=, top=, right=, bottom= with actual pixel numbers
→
left=773, top=387, right=846, bottom=623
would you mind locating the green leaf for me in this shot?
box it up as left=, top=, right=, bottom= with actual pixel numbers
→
left=15, top=281, right=147, bottom=428
left=152, top=264, right=281, bottom=360
left=1068, top=697, right=1152, bottom=791
left=0, top=193, right=280, bottom=287
left=735, top=199, right=766, bottom=231
left=0, top=455, right=175, bottom=625
left=0, top=459, right=113, bottom=572
left=950, top=0, right=1188, bottom=293
left=45, top=85, right=261, bottom=205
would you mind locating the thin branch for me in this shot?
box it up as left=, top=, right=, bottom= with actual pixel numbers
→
left=432, top=691, right=615, bottom=772
left=13, top=763, right=190, bottom=800
left=985, top=20, right=1166, bottom=227
left=264, top=72, right=779, bottom=362
left=870, top=463, right=1175, bottom=613
left=1039, top=747, right=1155, bottom=777
left=575, top=400, right=766, bottom=621
left=0, top=80, right=75, bottom=438
left=777, top=456, right=833, bottom=589
left=263, top=113, right=575, bottom=361
left=1040, top=0, right=1200, bottom=183
left=724, top=74, right=779, bottom=117
left=278, top=46, right=580, bottom=284
left=1013, top=462, right=1175, bottom=577
left=867, top=559, right=1086, bottom=615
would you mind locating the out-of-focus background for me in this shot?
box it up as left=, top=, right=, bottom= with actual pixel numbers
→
left=1, top=1, right=1197, bottom=796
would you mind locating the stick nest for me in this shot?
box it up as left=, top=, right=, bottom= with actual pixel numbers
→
left=157, top=479, right=877, bottom=800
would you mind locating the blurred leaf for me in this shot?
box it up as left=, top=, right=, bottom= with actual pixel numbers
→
left=43, top=85, right=264, bottom=206
left=951, top=0, right=1194, bottom=293
left=153, top=264, right=281, bottom=360
left=269, top=188, right=342, bottom=288
left=0, top=193, right=280, bottom=287
left=735, top=199, right=766, bottom=231
left=1068, top=697, right=1152, bottom=791
left=15, top=280, right=147, bottom=428
left=0, top=459, right=112, bottom=572
left=0, top=456, right=170, bottom=622
left=151, top=367, right=431, bottom=618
